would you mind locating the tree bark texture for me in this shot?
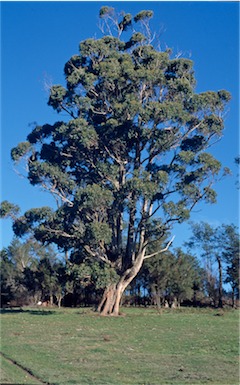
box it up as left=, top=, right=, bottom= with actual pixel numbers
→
left=97, top=253, right=144, bottom=316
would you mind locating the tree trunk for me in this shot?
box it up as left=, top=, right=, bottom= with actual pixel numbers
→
left=50, top=294, right=54, bottom=306
left=97, top=254, right=144, bottom=316
left=97, top=284, right=116, bottom=315
left=97, top=281, right=128, bottom=316
left=57, top=294, right=62, bottom=308
left=217, top=257, right=223, bottom=308
left=231, top=289, right=235, bottom=308
left=231, top=285, right=235, bottom=308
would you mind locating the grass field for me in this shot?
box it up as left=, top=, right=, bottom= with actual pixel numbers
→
left=0, top=306, right=239, bottom=385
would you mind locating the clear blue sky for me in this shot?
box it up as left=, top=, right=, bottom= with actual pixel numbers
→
left=1, top=1, right=239, bottom=250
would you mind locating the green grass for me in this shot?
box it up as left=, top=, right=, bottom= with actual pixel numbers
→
left=0, top=307, right=239, bottom=385
left=0, top=353, right=43, bottom=384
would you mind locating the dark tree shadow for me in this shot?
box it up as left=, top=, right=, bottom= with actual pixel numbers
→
left=0, top=308, right=55, bottom=316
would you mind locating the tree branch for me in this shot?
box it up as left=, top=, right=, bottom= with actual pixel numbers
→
left=84, top=245, right=113, bottom=266
left=143, top=235, right=175, bottom=260
left=46, top=228, right=76, bottom=238
left=41, top=182, right=74, bottom=207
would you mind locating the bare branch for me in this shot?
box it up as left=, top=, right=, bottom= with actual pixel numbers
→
left=60, top=104, right=77, bottom=119
left=103, top=144, right=127, bottom=166
left=41, top=182, right=74, bottom=207
left=143, top=235, right=175, bottom=260
left=84, top=245, right=113, bottom=266
left=60, top=152, right=73, bottom=158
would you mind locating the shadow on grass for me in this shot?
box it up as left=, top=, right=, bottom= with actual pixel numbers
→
left=0, top=308, right=55, bottom=316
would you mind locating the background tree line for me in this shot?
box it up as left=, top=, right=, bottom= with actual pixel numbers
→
left=1, top=222, right=239, bottom=309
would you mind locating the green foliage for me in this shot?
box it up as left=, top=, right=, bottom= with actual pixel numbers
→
left=169, top=248, right=203, bottom=302
left=177, top=150, right=196, bottom=164
left=2, top=238, right=67, bottom=305
left=48, top=85, right=67, bottom=111
left=118, top=13, right=132, bottom=32
left=12, top=207, right=53, bottom=238
left=0, top=238, right=43, bottom=305
left=35, top=255, right=65, bottom=301
left=197, top=152, right=221, bottom=173
left=128, top=32, right=146, bottom=46
left=68, top=259, right=118, bottom=291
left=87, top=222, right=111, bottom=245
left=0, top=201, right=20, bottom=219
left=77, top=184, right=113, bottom=209
left=99, top=6, right=114, bottom=18
left=0, top=248, right=16, bottom=304
left=203, top=186, right=217, bottom=203
left=235, top=156, right=240, bottom=165
left=134, top=10, right=154, bottom=22
left=24, top=207, right=53, bottom=222
left=11, top=141, right=32, bottom=162
left=163, top=201, right=190, bottom=222
left=221, top=224, right=240, bottom=298
left=187, top=222, right=240, bottom=306
left=137, top=244, right=202, bottom=304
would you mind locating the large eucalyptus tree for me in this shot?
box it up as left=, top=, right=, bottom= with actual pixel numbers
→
left=4, top=8, right=231, bottom=315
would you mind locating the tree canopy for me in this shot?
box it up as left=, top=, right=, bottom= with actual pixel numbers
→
left=2, top=7, right=231, bottom=315
left=186, top=222, right=239, bottom=307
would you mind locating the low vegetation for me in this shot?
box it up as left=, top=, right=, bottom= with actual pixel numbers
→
left=1, top=307, right=239, bottom=385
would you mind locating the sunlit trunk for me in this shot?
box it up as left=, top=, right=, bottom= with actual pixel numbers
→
left=97, top=253, right=145, bottom=316
left=97, top=284, right=117, bottom=316
left=57, top=294, right=62, bottom=308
